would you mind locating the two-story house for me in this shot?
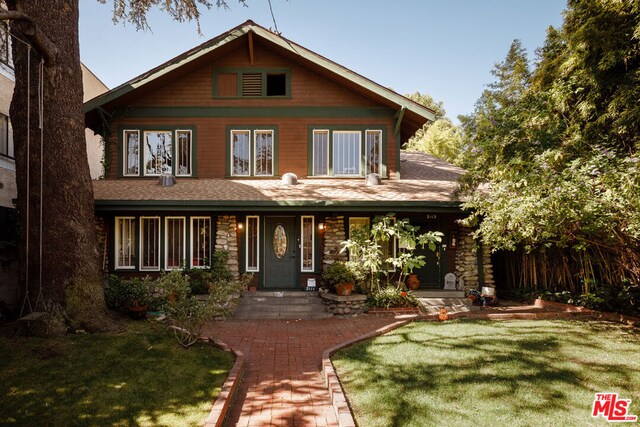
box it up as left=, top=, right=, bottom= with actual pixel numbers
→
left=85, top=21, right=492, bottom=291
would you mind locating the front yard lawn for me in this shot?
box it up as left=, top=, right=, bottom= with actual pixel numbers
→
left=0, top=321, right=233, bottom=426
left=332, top=319, right=640, bottom=427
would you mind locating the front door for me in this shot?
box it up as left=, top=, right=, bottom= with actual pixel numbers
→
left=264, top=216, right=297, bottom=289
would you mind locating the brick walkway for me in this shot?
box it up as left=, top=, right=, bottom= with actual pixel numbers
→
left=202, top=316, right=398, bottom=427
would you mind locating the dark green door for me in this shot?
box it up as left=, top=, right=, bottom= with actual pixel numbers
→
left=264, top=216, right=297, bottom=289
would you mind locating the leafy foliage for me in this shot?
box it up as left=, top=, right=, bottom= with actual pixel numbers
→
left=366, top=287, right=419, bottom=309
left=458, top=1, right=640, bottom=289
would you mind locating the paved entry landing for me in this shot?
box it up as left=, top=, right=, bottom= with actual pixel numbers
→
left=204, top=317, right=398, bottom=427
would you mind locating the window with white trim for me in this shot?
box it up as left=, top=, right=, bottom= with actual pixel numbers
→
left=365, top=130, right=382, bottom=175
left=333, top=131, right=361, bottom=176
left=176, top=130, right=192, bottom=176
left=191, top=217, right=211, bottom=268
left=254, top=130, right=274, bottom=176
left=246, top=216, right=259, bottom=272
left=231, top=130, right=250, bottom=176
left=123, top=130, right=139, bottom=176
left=301, top=216, right=314, bottom=272
left=165, top=217, right=185, bottom=270
left=0, top=114, right=13, bottom=159
left=140, top=217, right=160, bottom=270
left=0, top=23, right=12, bottom=70
left=231, top=129, right=275, bottom=177
left=115, top=217, right=136, bottom=269
left=312, top=130, right=329, bottom=176
left=380, top=217, right=397, bottom=271
left=144, top=131, right=172, bottom=176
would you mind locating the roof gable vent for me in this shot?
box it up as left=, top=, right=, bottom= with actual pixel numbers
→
left=242, top=73, right=262, bottom=96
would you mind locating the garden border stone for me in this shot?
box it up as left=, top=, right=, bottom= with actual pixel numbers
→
left=202, top=338, right=244, bottom=427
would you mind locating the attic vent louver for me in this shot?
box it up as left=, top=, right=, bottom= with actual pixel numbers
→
left=281, top=172, right=298, bottom=186
left=365, top=173, right=382, bottom=186
left=242, top=73, right=262, bottom=96
left=158, top=173, right=176, bottom=187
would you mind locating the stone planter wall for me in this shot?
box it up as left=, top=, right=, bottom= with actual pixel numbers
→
left=319, top=292, right=366, bottom=316
left=454, top=227, right=494, bottom=291
left=322, top=216, right=347, bottom=268
left=215, top=215, right=239, bottom=278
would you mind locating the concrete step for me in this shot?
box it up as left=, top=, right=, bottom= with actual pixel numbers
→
left=413, top=289, right=465, bottom=298
left=232, top=291, right=332, bottom=320
left=417, top=296, right=480, bottom=314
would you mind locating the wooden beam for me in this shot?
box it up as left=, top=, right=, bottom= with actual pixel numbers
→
left=248, top=31, right=255, bottom=65
left=393, top=106, right=406, bottom=136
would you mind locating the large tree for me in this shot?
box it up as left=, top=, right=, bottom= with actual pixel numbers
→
left=1, top=0, right=234, bottom=335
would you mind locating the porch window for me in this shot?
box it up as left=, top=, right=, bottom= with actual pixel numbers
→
left=176, top=130, right=192, bottom=176
left=333, top=131, right=361, bottom=176
left=115, top=217, right=136, bottom=269
left=365, top=130, right=382, bottom=175
left=246, top=216, right=259, bottom=272
left=140, top=217, right=160, bottom=270
left=380, top=217, right=397, bottom=271
left=348, top=217, right=370, bottom=261
left=165, top=217, right=185, bottom=270
left=231, top=130, right=250, bottom=176
left=191, top=217, right=211, bottom=268
left=254, top=130, right=274, bottom=176
left=123, top=130, right=139, bottom=176
left=312, top=130, right=329, bottom=176
left=301, top=216, right=314, bottom=272
left=144, top=131, right=172, bottom=176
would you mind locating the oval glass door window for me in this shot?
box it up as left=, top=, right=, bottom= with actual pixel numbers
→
left=273, top=225, right=287, bottom=259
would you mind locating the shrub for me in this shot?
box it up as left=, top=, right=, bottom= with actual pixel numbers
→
left=367, top=286, right=419, bottom=308
left=322, top=262, right=356, bottom=288
left=104, top=275, right=150, bottom=309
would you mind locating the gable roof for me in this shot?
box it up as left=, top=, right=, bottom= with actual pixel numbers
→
left=93, top=151, right=465, bottom=212
left=84, top=20, right=435, bottom=137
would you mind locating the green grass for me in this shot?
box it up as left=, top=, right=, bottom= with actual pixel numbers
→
left=0, top=321, right=234, bottom=426
left=332, top=320, right=640, bottom=427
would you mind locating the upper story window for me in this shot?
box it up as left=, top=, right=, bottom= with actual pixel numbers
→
left=121, top=127, right=194, bottom=177
left=309, top=127, right=385, bottom=177
left=228, top=127, right=277, bottom=177
left=0, top=113, right=13, bottom=159
left=214, top=68, right=291, bottom=98
left=0, top=22, right=13, bottom=71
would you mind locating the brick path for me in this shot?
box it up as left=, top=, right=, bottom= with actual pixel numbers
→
left=202, top=316, right=398, bottom=427
left=203, top=301, right=593, bottom=427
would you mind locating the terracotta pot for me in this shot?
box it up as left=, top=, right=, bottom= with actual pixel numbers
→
left=335, top=282, right=354, bottom=296
left=406, top=274, right=420, bottom=290
left=401, top=291, right=408, bottom=297
left=128, top=304, right=148, bottom=320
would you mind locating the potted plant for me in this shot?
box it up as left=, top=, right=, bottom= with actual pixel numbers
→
left=322, top=261, right=356, bottom=296
left=124, top=278, right=150, bottom=319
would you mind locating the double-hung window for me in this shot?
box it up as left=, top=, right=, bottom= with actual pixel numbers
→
left=122, top=128, right=194, bottom=177
left=310, top=128, right=383, bottom=177
left=348, top=217, right=370, bottom=261
left=115, top=217, right=136, bottom=269
left=0, top=114, right=13, bottom=159
left=140, top=217, right=161, bottom=270
left=165, top=217, right=185, bottom=270
left=191, top=217, right=211, bottom=268
left=230, top=129, right=275, bottom=177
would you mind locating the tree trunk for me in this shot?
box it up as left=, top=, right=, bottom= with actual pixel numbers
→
left=8, top=0, right=113, bottom=334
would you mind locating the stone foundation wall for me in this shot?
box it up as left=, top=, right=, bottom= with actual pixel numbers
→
left=215, top=215, right=239, bottom=278
left=454, top=227, right=494, bottom=290
left=319, top=293, right=366, bottom=316
left=322, top=216, right=347, bottom=268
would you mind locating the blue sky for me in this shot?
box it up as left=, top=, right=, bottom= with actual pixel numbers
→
left=79, top=0, right=566, bottom=121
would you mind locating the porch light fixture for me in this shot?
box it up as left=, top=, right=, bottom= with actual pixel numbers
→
left=318, top=222, right=325, bottom=231
left=449, top=232, right=458, bottom=249
left=237, top=222, right=244, bottom=231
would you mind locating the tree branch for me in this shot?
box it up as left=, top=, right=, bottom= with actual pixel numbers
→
left=0, top=10, right=58, bottom=64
